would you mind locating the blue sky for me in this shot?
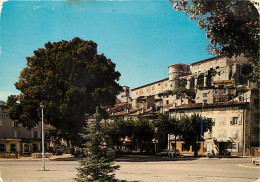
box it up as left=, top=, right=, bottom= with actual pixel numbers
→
left=0, top=0, right=213, bottom=101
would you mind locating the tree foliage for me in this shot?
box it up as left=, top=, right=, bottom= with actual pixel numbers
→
left=7, top=37, right=121, bottom=143
left=178, top=114, right=213, bottom=156
left=104, top=118, right=155, bottom=153
left=132, top=118, right=154, bottom=152
left=103, top=119, right=135, bottom=148
left=171, top=0, right=259, bottom=81
left=153, top=114, right=179, bottom=151
left=76, top=107, right=119, bottom=182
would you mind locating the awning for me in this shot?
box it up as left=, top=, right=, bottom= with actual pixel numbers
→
left=213, top=137, right=231, bottom=142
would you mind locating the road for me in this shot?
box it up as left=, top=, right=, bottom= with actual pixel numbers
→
left=0, top=157, right=259, bottom=182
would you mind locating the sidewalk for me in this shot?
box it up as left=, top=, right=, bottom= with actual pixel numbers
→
left=49, top=154, right=83, bottom=161
left=0, top=153, right=250, bottom=162
left=0, top=154, right=79, bottom=161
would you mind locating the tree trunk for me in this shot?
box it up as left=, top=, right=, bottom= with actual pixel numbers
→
left=193, top=143, right=198, bottom=157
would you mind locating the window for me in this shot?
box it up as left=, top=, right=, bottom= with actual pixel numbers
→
left=254, top=99, right=259, bottom=106
left=203, top=93, right=207, bottom=97
left=12, top=121, right=19, bottom=127
left=10, top=144, right=16, bottom=152
left=136, top=92, right=138, bottom=95
left=13, top=121, right=19, bottom=127
left=218, top=130, right=226, bottom=137
left=223, top=90, right=227, bottom=94
left=152, top=87, right=154, bottom=90
left=33, top=131, right=38, bottom=139
left=24, top=144, right=30, bottom=153
left=14, top=131, right=17, bottom=138
left=215, top=90, right=218, bottom=95
left=232, top=130, right=239, bottom=139
left=0, top=144, right=6, bottom=152
left=230, top=117, right=238, bottom=125
left=254, top=113, right=260, bottom=120
left=171, top=143, right=176, bottom=149
left=166, top=100, right=169, bottom=105
left=33, top=143, right=38, bottom=152
left=165, top=83, right=167, bottom=87
left=182, top=143, right=190, bottom=151
left=203, top=100, right=207, bottom=104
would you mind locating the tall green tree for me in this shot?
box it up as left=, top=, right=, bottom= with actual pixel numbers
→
left=171, top=0, right=259, bottom=81
left=178, top=114, right=213, bottom=157
left=132, top=118, right=154, bottom=153
left=76, top=107, right=119, bottom=182
left=7, top=37, right=121, bottom=144
left=154, top=114, right=174, bottom=152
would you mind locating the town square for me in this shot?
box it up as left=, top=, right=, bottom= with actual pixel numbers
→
left=0, top=0, right=259, bottom=181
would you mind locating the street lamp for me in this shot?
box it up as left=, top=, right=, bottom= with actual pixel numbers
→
left=40, top=102, right=45, bottom=171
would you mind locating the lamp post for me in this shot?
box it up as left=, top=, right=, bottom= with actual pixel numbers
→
left=40, top=102, right=45, bottom=171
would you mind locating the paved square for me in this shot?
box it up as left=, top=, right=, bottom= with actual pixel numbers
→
left=0, top=157, right=259, bottom=182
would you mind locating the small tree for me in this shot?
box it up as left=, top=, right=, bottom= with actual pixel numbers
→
left=178, top=114, right=213, bottom=157
left=76, top=107, right=119, bottom=182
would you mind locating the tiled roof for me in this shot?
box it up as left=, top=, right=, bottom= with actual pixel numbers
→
left=164, top=103, right=173, bottom=108
left=169, top=101, right=247, bottom=110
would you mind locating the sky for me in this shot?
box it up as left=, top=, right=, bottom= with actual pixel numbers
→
left=0, top=0, right=213, bottom=102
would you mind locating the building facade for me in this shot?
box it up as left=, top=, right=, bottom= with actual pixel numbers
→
left=0, top=104, right=49, bottom=154
left=128, top=55, right=259, bottom=156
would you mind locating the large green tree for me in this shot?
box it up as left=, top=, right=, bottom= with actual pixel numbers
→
left=7, top=37, right=121, bottom=144
left=178, top=114, right=213, bottom=157
left=171, top=0, right=259, bottom=81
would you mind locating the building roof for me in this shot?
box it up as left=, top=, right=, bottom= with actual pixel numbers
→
left=169, top=101, right=247, bottom=111
left=190, top=56, right=225, bottom=66
left=131, top=78, right=168, bottom=91
left=164, top=103, right=173, bottom=108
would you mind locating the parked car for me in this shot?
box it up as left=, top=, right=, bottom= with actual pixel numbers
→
left=168, top=149, right=180, bottom=157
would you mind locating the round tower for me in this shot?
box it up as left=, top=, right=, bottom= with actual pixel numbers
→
left=168, top=64, right=190, bottom=90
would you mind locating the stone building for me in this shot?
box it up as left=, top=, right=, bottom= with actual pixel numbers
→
left=128, top=55, right=259, bottom=156
left=0, top=103, right=49, bottom=154
left=118, top=86, right=132, bottom=104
